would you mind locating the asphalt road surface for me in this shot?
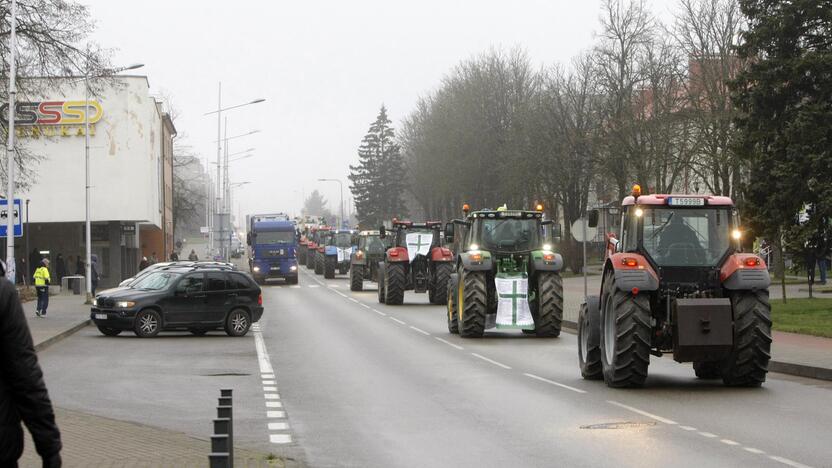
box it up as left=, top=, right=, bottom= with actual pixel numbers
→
left=37, top=267, right=832, bottom=468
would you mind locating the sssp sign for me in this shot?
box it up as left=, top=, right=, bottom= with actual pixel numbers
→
left=0, top=101, right=104, bottom=138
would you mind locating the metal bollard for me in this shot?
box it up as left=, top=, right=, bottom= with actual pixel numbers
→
left=219, top=389, right=234, bottom=468
left=213, top=418, right=231, bottom=437
left=221, top=388, right=233, bottom=398
left=209, top=452, right=230, bottom=468
left=211, top=434, right=229, bottom=453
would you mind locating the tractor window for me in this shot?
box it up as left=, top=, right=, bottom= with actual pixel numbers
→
left=476, top=218, right=541, bottom=252
left=364, top=236, right=386, bottom=254
left=623, top=209, right=639, bottom=252
left=642, top=208, right=732, bottom=267
left=335, top=232, right=353, bottom=247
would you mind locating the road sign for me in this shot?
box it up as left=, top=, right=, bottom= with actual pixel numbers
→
left=570, top=218, right=597, bottom=243
left=0, top=199, right=23, bottom=237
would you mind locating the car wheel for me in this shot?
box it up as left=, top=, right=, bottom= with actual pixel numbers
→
left=134, top=309, right=161, bottom=338
left=225, top=309, right=251, bottom=337
left=97, top=325, right=122, bottom=336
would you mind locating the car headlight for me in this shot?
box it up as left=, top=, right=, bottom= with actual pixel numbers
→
left=253, top=266, right=261, bottom=272
left=92, top=298, right=98, bottom=307
left=116, top=301, right=136, bottom=308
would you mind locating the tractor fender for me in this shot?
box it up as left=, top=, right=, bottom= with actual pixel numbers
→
left=605, top=253, right=659, bottom=292
left=530, top=251, right=564, bottom=273
left=431, top=247, right=454, bottom=262
left=460, top=251, right=492, bottom=271
left=351, top=253, right=367, bottom=266
left=386, top=247, right=409, bottom=263
left=325, top=246, right=338, bottom=256
left=721, top=253, right=770, bottom=290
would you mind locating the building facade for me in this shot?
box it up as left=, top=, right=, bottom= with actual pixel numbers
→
left=14, top=76, right=175, bottom=287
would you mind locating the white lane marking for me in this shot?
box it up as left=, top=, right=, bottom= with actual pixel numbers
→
left=265, top=393, right=280, bottom=400
left=679, top=425, right=697, bottom=431
left=389, top=316, right=406, bottom=325
left=373, top=309, right=387, bottom=316
left=698, top=432, right=718, bottom=438
left=254, top=330, right=274, bottom=375
left=720, top=439, right=740, bottom=446
left=360, top=303, right=371, bottom=309
left=768, top=456, right=813, bottom=468
left=262, top=380, right=275, bottom=385
left=435, top=337, right=463, bottom=350
left=329, top=284, right=340, bottom=288
left=308, top=285, right=320, bottom=288
left=606, top=401, right=678, bottom=425
left=523, top=373, right=586, bottom=394
left=270, top=434, right=292, bottom=444
left=743, top=447, right=765, bottom=455
left=266, top=401, right=283, bottom=408
left=266, top=411, right=285, bottom=418
left=290, top=285, right=301, bottom=289
left=348, top=297, right=360, bottom=303
left=470, top=353, right=511, bottom=369
left=409, top=325, right=430, bottom=336
left=263, top=386, right=278, bottom=392
left=261, top=374, right=274, bottom=379
left=268, top=422, right=289, bottom=430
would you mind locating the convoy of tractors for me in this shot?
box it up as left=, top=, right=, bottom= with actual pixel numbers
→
left=248, top=184, right=772, bottom=388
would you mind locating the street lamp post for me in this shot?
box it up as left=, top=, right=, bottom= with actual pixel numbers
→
left=83, top=62, right=144, bottom=303
left=5, top=0, right=18, bottom=283
left=318, top=179, right=344, bottom=228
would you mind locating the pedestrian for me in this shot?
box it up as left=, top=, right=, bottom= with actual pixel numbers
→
left=90, top=255, right=100, bottom=297
left=188, top=249, right=198, bottom=261
left=805, top=238, right=817, bottom=285
left=75, top=255, right=84, bottom=276
left=33, top=259, right=51, bottom=318
left=139, top=256, right=150, bottom=271
left=816, top=231, right=829, bottom=286
left=55, top=253, right=66, bottom=285
left=0, top=263, right=63, bottom=467
left=170, top=251, right=179, bottom=261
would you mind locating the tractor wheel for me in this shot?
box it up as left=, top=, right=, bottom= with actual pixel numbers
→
left=384, top=262, right=405, bottom=305
left=532, top=272, right=563, bottom=337
left=721, top=290, right=772, bottom=387
left=578, top=296, right=602, bottom=380
left=694, top=361, right=722, bottom=379
left=314, top=253, right=324, bottom=275
left=350, top=265, right=364, bottom=291
left=306, top=251, right=315, bottom=269
left=600, top=278, right=651, bottom=388
left=431, top=263, right=453, bottom=305
left=457, top=270, right=487, bottom=338
left=324, top=256, right=336, bottom=279
left=298, top=246, right=307, bottom=265
left=377, top=264, right=386, bottom=304
left=447, top=275, right=459, bottom=334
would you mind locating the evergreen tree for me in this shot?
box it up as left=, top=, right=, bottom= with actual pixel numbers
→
left=349, top=106, right=408, bottom=228
left=302, top=190, right=333, bottom=223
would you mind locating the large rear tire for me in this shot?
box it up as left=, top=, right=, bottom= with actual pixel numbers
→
left=532, top=272, right=563, bottom=337
left=298, top=246, right=307, bottom=265
left=384, top=262, right=406, bottom=305
left=324, top=256, right=336, bottom=279
left=721, top=290, right=772, bottom=387
left=458, top=270, right=487, bottom=338
left=315, top=253, right=324, bottom=275
left=350, top=265, right=364, bottom=291
left=431, top=263, right=453, bottom=305
left=377, top=264, right=386, bottom=304
left=447, top=275, right=459, bottom=334
left=578, top=296, right=602, bottom=380
left=600, top=279, right=651, bottom=388
left=306, top=250, right=315, bottom=269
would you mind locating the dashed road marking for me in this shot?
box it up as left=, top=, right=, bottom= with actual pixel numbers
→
left=290, top=285, right=301, bottom=289
left=266, top=401, right=283, bottom=408
left=265, top=393, right=280, bottom=400
left=389, top=317, right=406, bottom=325
left=471, top=353, right=511, bottom=369
left=434, top=337, right=463, bottom=350
left=679, top=425, right=697, bottom=431
left=254, top=328, right=294, bottom=445
left=409, top=325, right=430, bottom=336
left=261, top=374, right=274, bottom=379
left=308, top=285, right=320, bottom=288
left=270, top=434, right=292, bottom=444
left=720, top=439, right=740, bottom=446
left=373, top=309, right=387, bottom=316
left=266, top=411, right=285, bottom=418
left=768, top=456, right=813, bottom=468
left=360, top=303, right=371, bottom=309
left=698, top=432, right=718, bottom=438
left=348, top=297, right=360, bottom=303
left=523, top=373, right=586, bottom=394
left=743, top=447, right=765, bottom=455
left=262, top=380, right=275, bottom=385
left=263, top=386, right=278, bottom=392
left=268, top=422, right=289, bottom=430
left=607, top=401, right=678, bottom=425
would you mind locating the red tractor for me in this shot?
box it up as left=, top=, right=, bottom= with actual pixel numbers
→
left=578, top=186, right=772, bottom=387
left=377, top=220, right=454, bottom=305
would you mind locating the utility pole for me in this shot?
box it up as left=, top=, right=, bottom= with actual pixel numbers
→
left=5, top=0, right=18, bottom=282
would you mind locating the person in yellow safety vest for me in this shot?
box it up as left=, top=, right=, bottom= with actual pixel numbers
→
left=33, top=258, right=51, bottom=318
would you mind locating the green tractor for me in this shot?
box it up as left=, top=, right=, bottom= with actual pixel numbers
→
left=350, top=230, right=390, bottom=291
left=445, top=205, right=564, bottom=338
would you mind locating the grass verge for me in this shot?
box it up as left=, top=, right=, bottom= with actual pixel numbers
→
left=771, top=298, right=832, bottom=338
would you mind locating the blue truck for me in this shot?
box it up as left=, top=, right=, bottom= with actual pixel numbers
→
left=246, top=213, right=299, bottom=284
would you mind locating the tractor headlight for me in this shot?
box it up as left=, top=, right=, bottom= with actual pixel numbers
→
left=542, top=244, right=552, bottom=252
left=732, top=229, right=742, bottom=240
left=116, top=301, right=136, bottom=309
left=253, top=266, right=261, bottom=272
left=469, top=243, right=479, bottom=251
left=635, top=208, right=644, bottom=217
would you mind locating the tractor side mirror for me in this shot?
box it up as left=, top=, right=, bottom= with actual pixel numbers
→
left=588, top=209, right=600, bottom=228
left=246, top=232, right=251, bottom=246
left=444, top=222, right=455, bottom=244
left=379, top=225, right=386, bottom=239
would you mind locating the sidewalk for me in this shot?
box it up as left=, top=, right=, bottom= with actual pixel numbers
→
left=21, top=291, right=91, bottom=351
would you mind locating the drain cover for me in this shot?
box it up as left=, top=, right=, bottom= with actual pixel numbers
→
left=580, top=421, right=657, bottom=430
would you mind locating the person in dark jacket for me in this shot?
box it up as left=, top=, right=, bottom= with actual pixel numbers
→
left=54, top=254, right=66, bottom=286
left=75, top=256, right=83, bottom=276
left=90, top=255, right=100, bottom=297
left=0, top=272, right=62, bottom=466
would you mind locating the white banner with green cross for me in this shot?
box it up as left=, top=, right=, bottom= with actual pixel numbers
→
left=495, top=275, right=534, bottom=329
left=405, top=233, right=432, bottom=263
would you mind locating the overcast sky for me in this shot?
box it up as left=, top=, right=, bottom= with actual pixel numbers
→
left=82, top=0, right=672, bottom=224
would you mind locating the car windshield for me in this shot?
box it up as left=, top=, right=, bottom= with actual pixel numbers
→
left=132, top=271, right=181, bottom=290
left=476, top=218, right=541, bottom=252
left=642, top=207, right=733, bottom=267
left=335, top=233, right=353, bottom=247
left=256, top=230, right=295, bottom=244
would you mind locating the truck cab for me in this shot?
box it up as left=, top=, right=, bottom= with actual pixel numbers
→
left=248, top=219, right=299, bottom=284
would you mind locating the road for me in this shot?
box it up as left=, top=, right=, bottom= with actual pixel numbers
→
left=36, top=267, right=832, bottom=468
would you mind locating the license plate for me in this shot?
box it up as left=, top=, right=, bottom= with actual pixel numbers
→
left=270, top=266, right=279, bottom=271
left=95, top=313, right=107, bottom=320
left=668, top=197, right=705, bottom=206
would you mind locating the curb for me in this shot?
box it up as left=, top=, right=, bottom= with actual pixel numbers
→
left=34, top=320, right=91, bottom=352
left=560, top=320, right=832, bottom=382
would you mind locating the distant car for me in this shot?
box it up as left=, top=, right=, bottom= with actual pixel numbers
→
left=91, top=267, right=263, bottom=338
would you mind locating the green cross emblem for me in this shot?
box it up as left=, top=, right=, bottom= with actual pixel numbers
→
left=407, top=234, right=429, bottom=251
left=502, top=280, right=528, bottom=324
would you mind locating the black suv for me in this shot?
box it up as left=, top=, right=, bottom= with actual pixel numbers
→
left=91, top=267, right=263, bottom=338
